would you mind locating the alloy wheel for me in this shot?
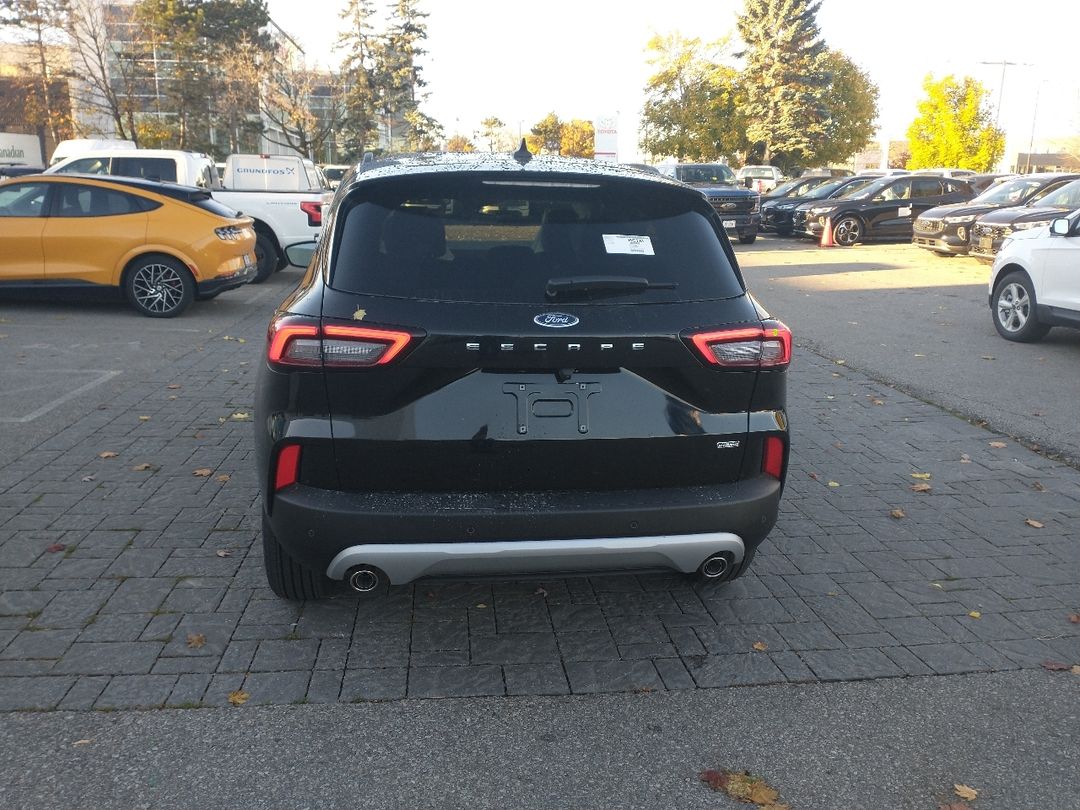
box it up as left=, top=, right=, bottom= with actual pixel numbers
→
left=132, top=263, right=185, bottom=315
left=834, top=217, right=860, bottom=246
left=996, top=282, right=1030, bottom=333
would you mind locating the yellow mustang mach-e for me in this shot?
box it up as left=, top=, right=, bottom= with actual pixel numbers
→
left=0, top=174, right=256, bottom=317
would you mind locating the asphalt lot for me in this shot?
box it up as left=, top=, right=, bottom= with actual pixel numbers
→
left=739, top=237, right=1080, bottom=463
left=1, top=244, right=1078, bottom=808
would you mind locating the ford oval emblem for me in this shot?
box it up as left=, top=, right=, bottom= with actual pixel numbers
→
left=534, top=312, right=579, bottom=328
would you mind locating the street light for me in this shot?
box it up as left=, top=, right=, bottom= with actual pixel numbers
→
left=977, top=59, right=1032, bottom=128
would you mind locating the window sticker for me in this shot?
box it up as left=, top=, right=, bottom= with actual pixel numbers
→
left=602, top=234, right=655, bottom=255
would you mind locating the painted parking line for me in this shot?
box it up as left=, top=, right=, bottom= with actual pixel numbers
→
left=0, top=369, right=122, bottom=423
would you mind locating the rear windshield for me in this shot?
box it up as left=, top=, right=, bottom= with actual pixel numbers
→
left=330, top=174, right=745, bottom=304
left=739, top=168, right=776, bottom=179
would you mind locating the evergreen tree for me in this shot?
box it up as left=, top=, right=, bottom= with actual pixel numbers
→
left=906, top=74, right=1005, bottom=172
left=372, top=0, right=438, bottom=152
left=736, top=0, right=829, bottom=169
left=337, top=0, right=378, bottom=158
left=479, top=116, right=504, bottom=151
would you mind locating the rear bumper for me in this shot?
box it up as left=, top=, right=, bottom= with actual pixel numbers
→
left=327, top=532, right=746, bottom=584
left=267, top=475, right=783, bottom=581
left=197, top=255, right=257, bottom=296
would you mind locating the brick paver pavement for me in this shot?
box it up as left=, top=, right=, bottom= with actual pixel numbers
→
left=1, top=286, right=1078, bottom=710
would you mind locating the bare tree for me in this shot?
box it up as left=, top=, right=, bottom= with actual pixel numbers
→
left=213, top=37, right=264, bottom=154
left=262, top=63, right=344, bottom=161
left=66, top=0, right=140, bottom=142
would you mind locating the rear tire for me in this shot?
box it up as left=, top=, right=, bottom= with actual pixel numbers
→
left=738, top=232, right=758, bottom=245
left=125, top=255, right=194, bottom=318
left=252, top=232, right=278, bottom=284
left=992, top=271, right=1050, bottom=343
left=262, top=514, right=329, bottom=600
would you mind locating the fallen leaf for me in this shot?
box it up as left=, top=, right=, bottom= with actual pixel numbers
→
left=167, top=384, right=181, bottom=390
left=911, top=483, right=932, bottom=493
left=967, top=611, right=981, bottom=620
left=889, top=508, right=906, bottom=519
left=353, top=308, right=367, bottom=321
left=98, top=451, right=118, bottom=459
left=132, top=463, right=154, bottom=471
left=988, top=441, right=1007, bottom=449
left=1068, top=613, right=1080, bottom=624
left=81, top=475, right=96, bottom=482
left=1071, top=665, right=1080, bottom=676
left=237, top=338, right=246, bottom=344
left=959, top=453, right=971, bottom=464
left=138, top=415, right=151, bottom=421
left=1041, top=659, right=1071, bottom=672
left=534, top=587, right=548, bottom=597
left=222, top=335, right=235, bottom=341
left=193, top=468, right=212, bottom=477
left=699, top=770, right=729, bottom=791
left=827, top=481, right=840, bottom=488
left=215, top=549, right=232, bottom=558
left=1032, top=481, right=1045, bottom=492
left=808, top=472, right=820, bottom=480
left=474, top=603, right=487, bottom=609
left=953, top=784, right=978, bottom=801
left=227, top=690, right=249, bottom=706
left=931, top=583, right=944, bottom=589
left=980, top=355, right=994, bottom=360
left=825, top=395, right=835, bottom=400
left=939, top=803, right=971, bottom=810
left=910, top=472, right=932, bottom=480
left=834, top=359, right=846, bottom=365
left=215, top=474, right=231, bottom=483
left=914, top=353, right=926, bottom=357
left=872, top=398, right=885, bottom=405
left=186, top=632, right=206, bottom=649
left=752, top=641, right=768, bottom=652
left=45, top=544, right=66, bottom=553
left=831, top=372, right=841, bottom=377
left=230, top=411, right=251, bottom=421
left=72, top=739, right=92, bottom=747
left=1024, top=519, right=1044, bottom=529
left=699, top=769, right=786, bottom=807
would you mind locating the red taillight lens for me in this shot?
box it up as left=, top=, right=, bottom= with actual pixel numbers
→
left=322, top=325, right=411, bottom=367
left=300, top=200, right=322, bottom=227
left=267, top=317, right=413, bottom=368
left=763, top=435, right=785, bottom=479
left=690, top=321, right=791, bottom=368
left=274, top=444, right=301, bottom=491
left=267, top=317, right=321, bottom=366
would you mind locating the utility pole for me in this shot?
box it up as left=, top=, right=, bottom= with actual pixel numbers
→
left=978, top=59, right=1032, bottom=127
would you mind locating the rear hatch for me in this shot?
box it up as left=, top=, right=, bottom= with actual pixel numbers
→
left=314, top=172, right=783, bottom=493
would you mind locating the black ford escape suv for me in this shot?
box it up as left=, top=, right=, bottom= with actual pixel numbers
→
left=255, top=148, right=791, bottom=600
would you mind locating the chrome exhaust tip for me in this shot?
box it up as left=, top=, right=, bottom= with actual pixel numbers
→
left=700, top=554, right=731, bottom=579
left=347, top=567, right=380, bottom=593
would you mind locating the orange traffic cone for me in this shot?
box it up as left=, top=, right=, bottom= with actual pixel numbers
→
left=819, top=216, right=835, bottom=248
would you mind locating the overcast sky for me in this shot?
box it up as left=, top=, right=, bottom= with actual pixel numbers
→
left=266, top=0, right=1079, bottom=162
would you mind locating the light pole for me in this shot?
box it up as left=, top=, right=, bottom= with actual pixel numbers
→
left=977, top=59, right=1032, bottom=127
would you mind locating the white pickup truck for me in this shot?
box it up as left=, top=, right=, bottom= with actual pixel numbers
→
left=47, top=150, right=329, bottom=282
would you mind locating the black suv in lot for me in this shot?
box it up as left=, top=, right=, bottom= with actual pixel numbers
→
left=764, top=175, right=879, bottom=236
left=913, top=173, right=1079, bottom=256
left=802, top=175, right=974, bottom=245
left=660, top=163, right=761, bottom=244
left=969, top=178, right=1080, bottom=262
left=255, top=150, right=791, bottom=599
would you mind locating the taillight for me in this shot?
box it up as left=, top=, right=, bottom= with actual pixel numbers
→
left=762, top=435, right=785, bottom=479
left=274, top=443, right=301, bottom=490
left=300, top=200, right=322, bottom=227
left=267, top=317, right=321, bottom=366
left=267, top=316, right=413, bottom=368
left=690, top=320, right=791, bottom=368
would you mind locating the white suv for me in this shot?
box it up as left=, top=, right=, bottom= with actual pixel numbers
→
left=989, top=209, right=1080, bottom=341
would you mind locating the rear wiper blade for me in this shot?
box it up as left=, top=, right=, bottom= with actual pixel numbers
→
left=545, top=275, right=677, bottom=300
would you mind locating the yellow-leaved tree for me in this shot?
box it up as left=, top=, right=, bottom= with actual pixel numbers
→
left=906, top=74, right=1005, bottom=171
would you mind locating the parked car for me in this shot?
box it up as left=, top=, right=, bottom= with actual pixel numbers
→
left=48, top=138, right=135, bottom=166
left=911, top=168, right=976, bottom=178
left=255, top=150, right=791, bottom=599
left=913, top=173, right=1080, bottom=256
left=620, top=162, right=661, bottom=175
left=800, top=167, right=854, bottom=178
left=0, top=174, right=256, bottom=317
left=989, top=209, right=1080, bottom=341
left=802, top=175, right=974, bottom=246
left=788, top=176, right=881, bottom=237
left=970, top=178, right=1080, bottom=262
left=964, top=173, right=1016, bottom=195
left=737, top=165, right=785, bottom=193
left=761, top=175, right=834, bottom=205
left=47, top=149, right=325, bottom=282
left=321, top=163, right=352, bottom=189
left=659, top=163, right=760, bottom=243
left=763, top=175, right=876, bottom=236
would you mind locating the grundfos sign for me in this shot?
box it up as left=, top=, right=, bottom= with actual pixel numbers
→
left=0, top=133, right=43, bottom=167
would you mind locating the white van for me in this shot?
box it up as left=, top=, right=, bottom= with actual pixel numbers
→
left=222, top=154, right=326, bottom=191
left=49, top=138, right=136, bottom=166
left=0, top=132, right=44, bottom=168
left=47, top=148, right=218, bottom=188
